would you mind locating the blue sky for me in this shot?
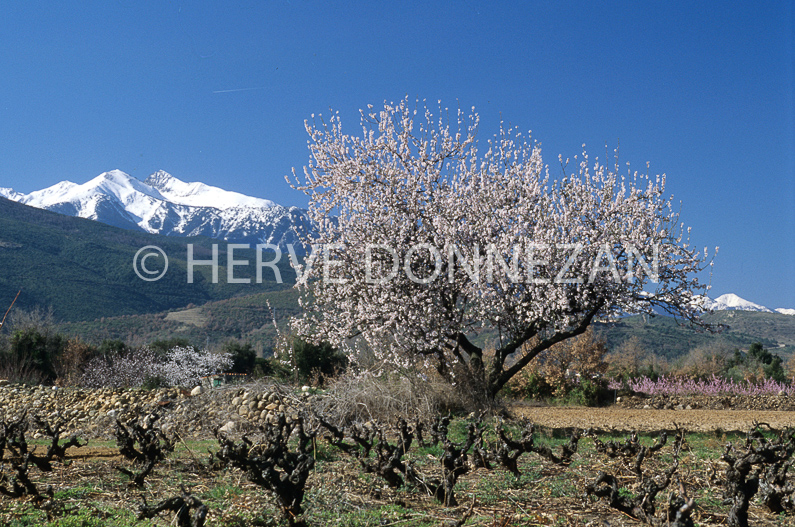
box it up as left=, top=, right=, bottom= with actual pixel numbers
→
left=1, top=1, right=793, bottom=309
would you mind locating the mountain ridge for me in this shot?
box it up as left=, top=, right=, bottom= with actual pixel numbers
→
left=696, top=293, right=793, bottom=316
left=1, top=170, right=312, bottom=249
left=56, top=291, right=795, bottom=357
left=2, top=174, right=792, bottom=316
left=0, top=196, right=295, bottom=322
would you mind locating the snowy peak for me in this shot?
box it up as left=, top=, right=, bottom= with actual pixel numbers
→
left=144, top=170, right=276, bottom=210
left=85, top=170, right=166, bottom=203
left=695, top=293, right=793, bottom=315
left=17, top=170, right=166, bottom=226
left=1, top=169, right=312, bottom=251
left=0, top=187, right=25, bottom=201
left=710, top=293, right=772, bottom=313
left=143, top=170, right=173, bottom=189
left=22, top=170, right=163, bottom=209
left=22, top=180, right=81, bottom=206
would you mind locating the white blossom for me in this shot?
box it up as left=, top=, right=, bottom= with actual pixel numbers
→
left=81, top=346, right=232, bottom=388
left=286, top=97, right=715, bottom=397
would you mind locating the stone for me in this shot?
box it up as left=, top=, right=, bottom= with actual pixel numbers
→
left=219, top=421, right=236, bottom=434
left=191, top=386, right=203, bottom=396
left=0, top=382, right=303, bottom=442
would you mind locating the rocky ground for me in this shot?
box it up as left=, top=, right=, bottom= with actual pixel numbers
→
left=2, top=380, right=794, bottom=439
left=616, top=392, right=795, bottom=411
left=3, top=381, right=795, bottom=526
left=0, top=380, right=307, bottom=440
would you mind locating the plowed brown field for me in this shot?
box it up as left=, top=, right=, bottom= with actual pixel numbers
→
left=510, top=403, right=795, bottom=432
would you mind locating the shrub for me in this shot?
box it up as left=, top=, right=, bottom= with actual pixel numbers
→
left=159, top=346, right=233, bottom=387
left=564, top=378, right=610, bottom=407
left=0, top=351, right=44, bottom=385
left=97, top=339, right=129, bottom=355
left=54, top=338, right=95, bottom=387
left=222, top=340, right=256, bottom=374
left=311, top=369, right=468, bottom=426
left=282, top=338, right=347, bottom=385
left=504, top=328, right=608, bottom=404
left=7, top=328, right=66, bottom=383
left=503, top=369, right=554, bottom=400
left=252, top=356, right=291, bottom=380
left=80, top=346, right=232, bottom=388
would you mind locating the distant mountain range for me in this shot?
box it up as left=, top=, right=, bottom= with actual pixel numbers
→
left=0, top=170, right=313, bottom=249
left=57, top=290, right=795, bottom=357
left=0, top=197, right=294, bottom=321
left=1, top=170, right=792, bottom=327
left=696, top=293, right=794, bottom=316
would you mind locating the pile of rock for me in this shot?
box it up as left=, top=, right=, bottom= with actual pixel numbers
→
left=0, top=381, right=307, bottom=440
left=616, top=393, right=795, bottom=411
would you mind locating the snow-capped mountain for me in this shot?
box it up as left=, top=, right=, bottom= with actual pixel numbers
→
left=702, top=293, right=773, bottom=313
left=0, top=187, right=25, bottom=201
left=696, top=293, right=794, bottom=316
left=1, top=170, right=313, bottom=249
left=145, top=170, right=276, bottom=209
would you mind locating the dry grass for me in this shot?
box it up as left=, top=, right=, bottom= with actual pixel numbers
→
left=308, top=370, right=485, bottom=427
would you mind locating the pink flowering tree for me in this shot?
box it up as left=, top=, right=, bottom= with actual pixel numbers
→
left=288, top=98, right=715, bottom=399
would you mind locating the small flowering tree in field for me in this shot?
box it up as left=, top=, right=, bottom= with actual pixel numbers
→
left=160, top=346, right=233, bottom=388
left=81, top=347, right=162, bottom=389
left=288, top=97, right=715, bottom=399
left=81, top=346, right=232, bottom=389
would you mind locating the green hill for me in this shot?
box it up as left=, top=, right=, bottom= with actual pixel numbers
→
left=592, top=311, right=795, bottom=359
left=0, top=197, right=295, bottom=322
left=57, top=286, right=795, bottom=360
left=58, top=288, right=301, bottom=356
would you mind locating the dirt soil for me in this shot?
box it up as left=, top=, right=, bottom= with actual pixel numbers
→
left=509, top=403, right=795, bottom=433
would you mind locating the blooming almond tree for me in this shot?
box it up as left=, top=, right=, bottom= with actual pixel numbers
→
left=81, top=346, right=232, bottom=389
left=288, top=98, right=714, bottom=399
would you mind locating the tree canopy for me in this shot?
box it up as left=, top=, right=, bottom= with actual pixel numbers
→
left=288, top=98, right=714, bottom=398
